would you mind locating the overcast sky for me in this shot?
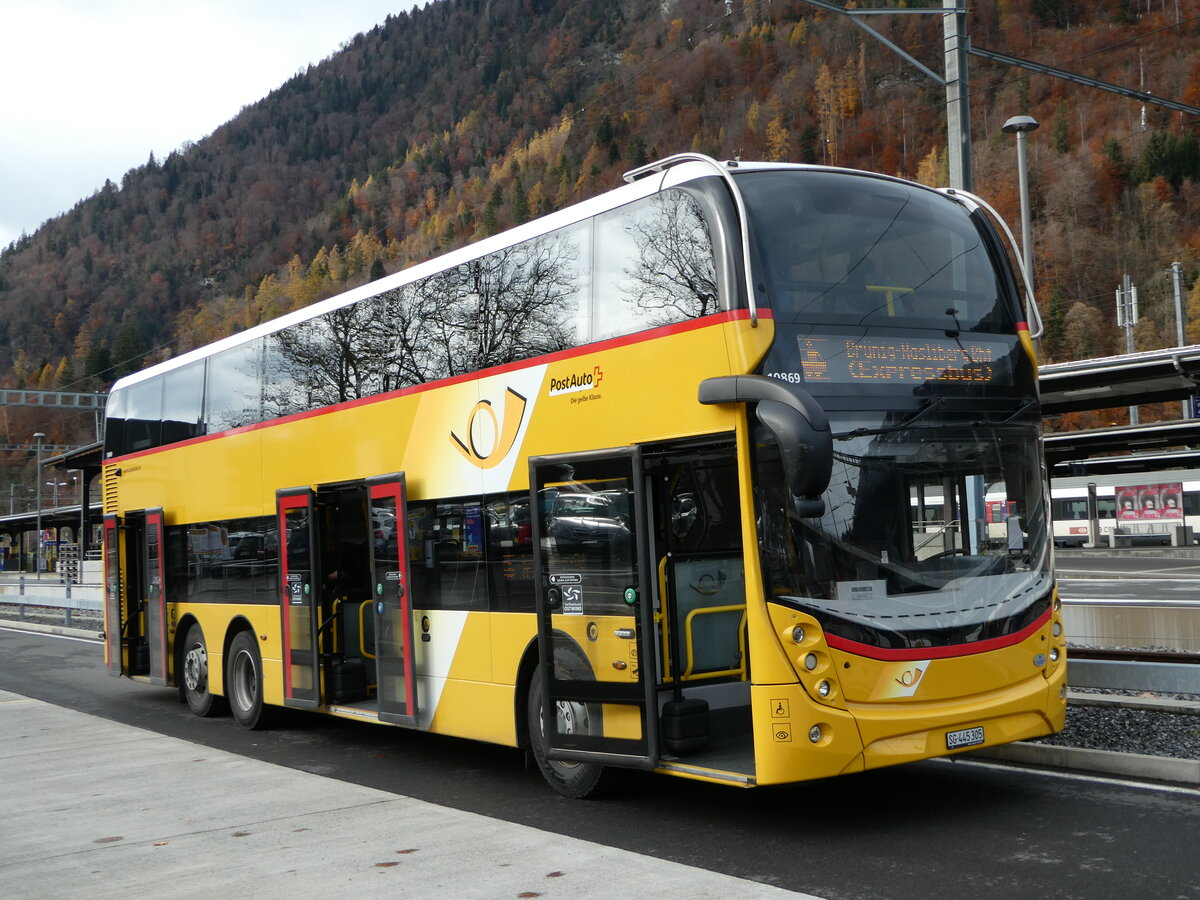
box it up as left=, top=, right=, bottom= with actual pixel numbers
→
left=0, top=0, right=409, bottom=249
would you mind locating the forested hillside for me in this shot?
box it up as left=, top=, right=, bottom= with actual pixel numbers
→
left=2, top=0, right=1199, bottom=440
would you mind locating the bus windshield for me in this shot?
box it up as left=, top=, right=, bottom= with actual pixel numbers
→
left=739, top=168, right=1050, bottom=651
left=756, top=405, right=1051, bottom=651
left=737, top=169, right=1016, bottom=335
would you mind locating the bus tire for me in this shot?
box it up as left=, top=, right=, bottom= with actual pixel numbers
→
left=527, top=657, right=608, bottom=799
left=227, top=630, right=270, bottom=730
left=181, top=623, right=227, bottom=718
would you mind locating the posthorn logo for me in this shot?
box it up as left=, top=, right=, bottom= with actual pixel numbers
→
left=449, top=387, right=528, bottom=469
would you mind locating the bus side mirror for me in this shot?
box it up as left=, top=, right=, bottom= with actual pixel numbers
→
left=699, top=375, right=833, bottom=517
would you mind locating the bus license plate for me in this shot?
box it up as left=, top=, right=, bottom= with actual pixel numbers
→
left=946, top=726, right=985, bottom=750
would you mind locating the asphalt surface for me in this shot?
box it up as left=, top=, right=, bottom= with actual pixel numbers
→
left=2, top=623, right=1199, bottom=899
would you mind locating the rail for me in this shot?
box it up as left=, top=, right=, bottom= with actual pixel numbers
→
left=1068, top=648, right=1200, bottom=695
left=0, top=576, right=102, bottom=627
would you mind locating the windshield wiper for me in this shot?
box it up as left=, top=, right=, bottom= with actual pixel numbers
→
left=834, top=395, right=945, bottom=440
left=976, top=395, right=1037, bottom=427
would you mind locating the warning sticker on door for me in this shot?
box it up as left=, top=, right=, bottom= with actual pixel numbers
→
left=550, top=573, right=583, bottom=615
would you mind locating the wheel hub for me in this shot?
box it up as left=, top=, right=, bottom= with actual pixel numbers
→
left=183, top=644, right=207, bottom=693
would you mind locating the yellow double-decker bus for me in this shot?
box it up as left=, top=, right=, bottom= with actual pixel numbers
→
left=102, top=154, right=1065, bottom=796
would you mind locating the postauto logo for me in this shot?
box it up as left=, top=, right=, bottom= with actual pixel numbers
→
left=450, top=387, right=528, bottom=470
left=548, top=365, right=603, bottom=397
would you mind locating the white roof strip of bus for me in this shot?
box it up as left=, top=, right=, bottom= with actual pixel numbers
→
left=938, top=187, right=1044, bottom=340
left=624, top=153, right=759, bottom=327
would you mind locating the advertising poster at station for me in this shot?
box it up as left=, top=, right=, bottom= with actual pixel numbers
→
left=1115, top=483, right=1183, bottom=521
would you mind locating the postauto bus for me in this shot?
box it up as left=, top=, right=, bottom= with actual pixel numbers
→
left=101, top=154, right=1064, bottom=796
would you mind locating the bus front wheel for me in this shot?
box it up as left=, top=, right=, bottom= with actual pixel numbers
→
left=227, top=630, right=270, bottom=730
left=527, top=660, right=609, bottom=799
left=181, top=623, right=227, bottom=717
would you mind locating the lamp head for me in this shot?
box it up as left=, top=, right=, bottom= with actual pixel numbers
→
left=1002, top=115, right=1040, bottom=134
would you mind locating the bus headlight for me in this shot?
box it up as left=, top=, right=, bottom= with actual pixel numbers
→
left=1049, top=647, right=1060, bottom=662
left=817, top=680, right=831, bottom=698
left=792, top=625, right=805, bottom=644
left=804, top=653, right=818, bottom=671
left=808, top=725, right=823, bottom=743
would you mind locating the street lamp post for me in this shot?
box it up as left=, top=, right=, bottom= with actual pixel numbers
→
left=47, top=480, right=67, bottom=508
left=1002, top=115, right=1039, bottom=287
left=33, top=432, right=46, bottom=579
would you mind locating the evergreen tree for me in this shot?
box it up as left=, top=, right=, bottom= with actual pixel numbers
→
left=112, top=323, right=147, bottom=377
left=84, top=344, right=114, bottom=386
left=511, top=180, right=529, bottom=225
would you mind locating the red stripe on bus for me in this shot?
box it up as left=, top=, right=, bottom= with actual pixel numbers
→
left=106, top=308, right=767, bottom=465
left=822, top=606, right=1053, bottom=661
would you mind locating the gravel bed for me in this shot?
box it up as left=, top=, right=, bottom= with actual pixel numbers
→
left=0, top=604, right=102, bottom=631
left=2, top=606, right=1197, bottom=762
left=1029, top=703, right=1200, bottom=760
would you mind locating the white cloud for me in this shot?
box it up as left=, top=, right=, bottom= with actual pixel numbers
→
left=0, top=0, right=410, bottom=247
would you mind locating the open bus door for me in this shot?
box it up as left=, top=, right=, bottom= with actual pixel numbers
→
left=367, top=474, right=418, bottom=726
left=277, top=488, right=320, bottom=709
left=102, top=509, right=169, bottom=683
left=531, top=449, right=658, bottom=773
left=103, top=514, right=122, bottom=675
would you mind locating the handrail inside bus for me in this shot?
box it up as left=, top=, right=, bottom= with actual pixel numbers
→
left=358, top=600, right=377, bottom=661
left=681, top=603, right=747, bottom=681
left=939, top=187, right=1044, bottom=340
left=623, top=153, right=759, bottom=327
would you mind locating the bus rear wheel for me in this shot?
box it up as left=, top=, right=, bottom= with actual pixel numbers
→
left=527, top=660, right=609, bottom=799
left=227, top=630, right=270, bottom=730
left=181, top=623, right=227, bottom=717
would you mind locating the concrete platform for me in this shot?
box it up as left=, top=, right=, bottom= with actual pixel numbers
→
left=0, top=689, right=812, bottom=899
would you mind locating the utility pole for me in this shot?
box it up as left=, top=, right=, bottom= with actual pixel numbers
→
left=1171, top=261, right=1188, bottom=418
left=943, top=0, right=972, bottom=190
left=1116, top=274, right=1139, bottom=425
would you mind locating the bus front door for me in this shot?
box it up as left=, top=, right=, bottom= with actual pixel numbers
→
left=531, top=449, right=658, bottom=770
left=277, top=488, right=320, bottom=709
left=367, top=474, right=418, bottom=726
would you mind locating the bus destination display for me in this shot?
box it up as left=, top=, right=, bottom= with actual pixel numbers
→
left=784, top=335, right=1005, bottom=385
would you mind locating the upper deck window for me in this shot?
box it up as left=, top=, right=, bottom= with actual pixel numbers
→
left=104, top=180, right=737, bottom=458
left=737, top=171, right=1016, bottom=334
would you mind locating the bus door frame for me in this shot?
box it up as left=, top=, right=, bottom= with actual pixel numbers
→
left=102, top=509, right=168, bottom=682
left=530, top=447, right=659, bottom=771
left=102, top=514, right=123, bottom=676
left=142, top=507, right=169, bottom=685
left=276, top=487, right=321, bottom=710
left=366, top=473, right=418, bottom=726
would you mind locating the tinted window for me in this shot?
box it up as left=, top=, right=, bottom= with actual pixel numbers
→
left=206, top=340, right=262, bottom=433
left=166, top=516, right=278, bottom=606
left=161, top=361, right=206, bottom=445
left=593, top=189, right=719, bottom=342
left=408, top=500, right=487, bottom=611
left=739, top=170, right=1015, bottom=334
left=124, top=378, right=163, bottom=452
left=486, top=493, right=535, bottom=613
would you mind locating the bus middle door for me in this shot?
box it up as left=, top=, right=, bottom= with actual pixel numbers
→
left=367, top=474, right=418, bottom=726
left=531, top=449, right=658, bottom=771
